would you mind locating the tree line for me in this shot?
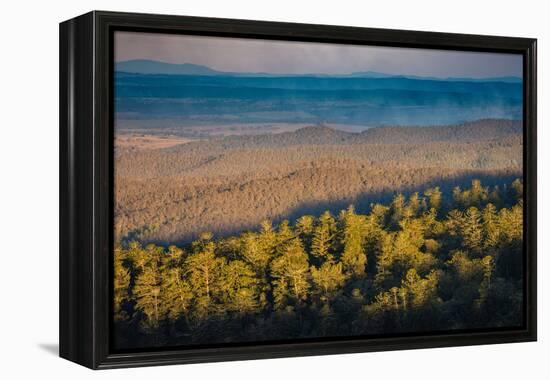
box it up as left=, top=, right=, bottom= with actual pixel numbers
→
left=113, top=178, right=524, bottom=349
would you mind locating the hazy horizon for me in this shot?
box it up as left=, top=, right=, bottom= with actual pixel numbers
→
left=115, top=31, right=522, bottom=78
left=115, top=58, right=523, bottom=80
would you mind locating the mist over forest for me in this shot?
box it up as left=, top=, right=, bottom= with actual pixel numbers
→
left=115, top=67, right=522, bottom=129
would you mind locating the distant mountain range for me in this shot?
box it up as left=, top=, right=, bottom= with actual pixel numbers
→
left=115, top=66, right=522, bottom=127
left=115, top=59, right=522, bottom=83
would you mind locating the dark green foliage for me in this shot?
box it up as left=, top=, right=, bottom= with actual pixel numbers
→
left=113, top=179, right=524, bottom=349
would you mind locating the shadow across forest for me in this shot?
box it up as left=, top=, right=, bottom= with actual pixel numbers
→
left=282, top=171, right=520, bottom=225
left=113, top=174, right=524, bottom=350
left=124, top=170, right=521, bottom=247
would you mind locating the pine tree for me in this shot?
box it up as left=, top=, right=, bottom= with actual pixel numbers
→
left=340, top=205, right=367, bottom=277
left=219, top=260, right=259, bottom=314
left=185, top=240, right=225, bottom=317
left=275, top=220, right=294, bottom=256
left=114, top=246, right=131, bottom=321
left=160, top=267, right=193, bottom=321
left=404, top=192, right=421, bottom=219
left=239, top=232, right=272, bottom=309
left=401, top=268, right=440, bottom=309
left=452, top=186, right=463, bottom=208
left=192, top=231, right=215, bottom=254
left=134, top=256, right=163, bottom=329
left=370, top=203, right=389, bottom=226
left=310, top=261, right=346, bottom=301
left=256, top=220, right=278, bottom=261
left=271, top=239, right=310, bottom=309
left=469, top=179, right=488, bottom=207
left=420, top=207, right=445, bottom=237
left=424, top=187, right=442, bottom=212
left=390, top=193, right=406, bottom=227
left=477, top=255, right=495, bottom=305
left=499, top=201, right=523, bottom=242
left=448, top=250, right=483, bottom=282
left=392, top=217, right=433, bottom=273
left=128, top=240, right=149, bottom=271
left=311, top=211, right=336, bottom=263
left=482, top=203, right=500, bottom=250
left=445, top=208, right=464, bottom=246
left=296, top=215, right=314, bottom=251
left=241, top=233, right=270, bottom=273
left=460, top=207, right=483, bottom=254
left=166, top=244, right=185, bottom=265
left=374, top=231, right=395, bottom=288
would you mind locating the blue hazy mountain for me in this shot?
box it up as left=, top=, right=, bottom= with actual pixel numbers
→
left=115, top=60, right=221, bottom=76
left=115, top=64, right=523, bottom=128
left=115, top=59, right=522, bottom=83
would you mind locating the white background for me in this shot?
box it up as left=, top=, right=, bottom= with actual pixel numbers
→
left=0, top=0, right=547, bottom=377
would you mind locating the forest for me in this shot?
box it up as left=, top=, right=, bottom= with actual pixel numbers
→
left=113, top=178, right=524, bottom=349
left=114, top=120, right=522, bottom=245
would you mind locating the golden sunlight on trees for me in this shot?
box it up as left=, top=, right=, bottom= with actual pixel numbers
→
left=113, top=178, right=524, bottom=348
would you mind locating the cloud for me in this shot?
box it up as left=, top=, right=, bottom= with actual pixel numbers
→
left=115, top=31, right=522, bottom=78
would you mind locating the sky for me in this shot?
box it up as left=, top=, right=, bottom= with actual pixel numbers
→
left=114, top=31, right=523, bottom=78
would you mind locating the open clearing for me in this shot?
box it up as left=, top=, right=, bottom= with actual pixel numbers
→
left=115, top=134, right=195, bottom=150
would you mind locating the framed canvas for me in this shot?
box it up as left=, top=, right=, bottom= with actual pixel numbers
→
left=59, top=11, right=537, bottom=369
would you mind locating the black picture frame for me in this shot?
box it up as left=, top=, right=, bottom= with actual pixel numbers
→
left=59, top=10, right=537, bottom=369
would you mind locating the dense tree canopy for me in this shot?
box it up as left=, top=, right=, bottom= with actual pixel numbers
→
left=114, top=122, right=522, bottom=246
left=113, top=179, right=524, bottom=349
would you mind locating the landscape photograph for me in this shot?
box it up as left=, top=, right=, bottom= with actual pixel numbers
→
left=112, top=31, right=524, bottom=350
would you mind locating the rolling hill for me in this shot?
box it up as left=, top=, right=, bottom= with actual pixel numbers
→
left=114, top=120, right=522, bottom=245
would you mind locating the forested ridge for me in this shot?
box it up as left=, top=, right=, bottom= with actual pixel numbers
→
left=114, top=120, right=522, bottom=245
left=114, top=178, right=523, bottom=349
